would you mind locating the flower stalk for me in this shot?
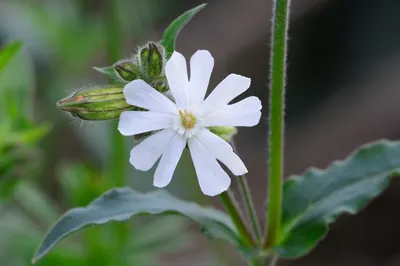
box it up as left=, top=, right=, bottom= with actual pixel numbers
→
left=231, top=139, right=262, bottom=245
left=264, top=0, right=291, bottom=249
left=219, top=191, right=256, bottom=248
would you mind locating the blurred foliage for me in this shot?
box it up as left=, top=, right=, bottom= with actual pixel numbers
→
left=0, top=41, right=50, bottom=199
left=0, top=1, right=205, bottom=266
left=1, top=171, right=191, bottom=266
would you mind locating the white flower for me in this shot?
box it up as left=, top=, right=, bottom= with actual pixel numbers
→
left=118, top=50, right=262, bottom=196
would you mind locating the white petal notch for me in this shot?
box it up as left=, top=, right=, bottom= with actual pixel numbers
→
left=200, top=74, right=251, bottom=115
left=189, top=137, right=231, bottom=196
left=129, top=129, right=176, bottom=171
left=196, top=128, right=247, bottom=176
left=154, top=134, right=186, bottom=188
left=189, top=50, right=214, bottom=105
left=203, top=96, right=262, bottom=127
left=119, top=50, right=262, bottom=196
left=165, top=51, right=189, bottom=108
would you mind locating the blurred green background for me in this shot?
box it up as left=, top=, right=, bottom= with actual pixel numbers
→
left=1, top=0, right=400, bottom=265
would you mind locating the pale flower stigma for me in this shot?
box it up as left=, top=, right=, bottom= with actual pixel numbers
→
left=179, top=109, right=196, bottom=129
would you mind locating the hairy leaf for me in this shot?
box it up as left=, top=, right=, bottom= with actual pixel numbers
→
left=275, top=140, right=400, bottom=258
left=33, top=187, right=241, bottom=262
left=160, top=4, right=206, bottom=58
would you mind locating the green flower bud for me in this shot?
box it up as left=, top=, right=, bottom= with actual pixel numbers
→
left=114, top=60, right=137, bottom=81
left=139, top=42, right=164, bottom=80
left=208, top=126, right=238, bottom=142
left=57, top=86, right=136, bottom=120
left=154, top=80, right=169, bottom=93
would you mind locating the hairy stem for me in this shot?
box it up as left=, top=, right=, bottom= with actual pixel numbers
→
left=219, top=190, right=256, bottom=247
left=231, top=139, right=263, bottom=244
left=264, top=0, right=291, bottom=249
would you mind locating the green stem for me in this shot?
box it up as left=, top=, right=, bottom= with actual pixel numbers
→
left=264, top=0, right=291, bottom=249
left=219, top=191, right=256, bottom=247
left=107, top=0, right=126, bottom=186
left=231, top=139, right=262, bottom=245
left=250, top=253, right=279, bottom=266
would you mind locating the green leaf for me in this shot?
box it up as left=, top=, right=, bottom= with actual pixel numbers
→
left=160, top=3, right=206, bottom=58
left=129, top=216, right=190, bottom=254
left=33, top=187, right=241, bottom=262
left=274, top=140, right=400, bottom=258
left=8, top=123, right=51, bottom=145
left=0, top=41, right=22, bottom=73
left=93, top=66, right=127, bottom=84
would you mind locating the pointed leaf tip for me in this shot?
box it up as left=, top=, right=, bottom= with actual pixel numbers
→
left=160, top=3, right=207, bottom=58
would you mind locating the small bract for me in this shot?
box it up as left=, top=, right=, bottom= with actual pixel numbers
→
left=118, top=50, right=262, bottom=196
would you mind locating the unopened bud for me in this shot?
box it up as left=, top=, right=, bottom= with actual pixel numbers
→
left=208, top=126, right=238, bottom=142
left=154, top=80, right=169, bottom=93
left=57, top=86, right=136, bottom=120
left=114, top=60, right=137, bottom=81
left=139, top=42, right=164, bottom=79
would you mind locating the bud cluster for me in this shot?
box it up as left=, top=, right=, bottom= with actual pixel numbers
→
left=114, top=42, right=167, bottom=92
left=56, top=41, right=239, bottom=142
left=57, top=42, right=166, bottom=121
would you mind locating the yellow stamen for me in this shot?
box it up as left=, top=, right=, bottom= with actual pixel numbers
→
left=179, top=109, right=196, bottom=129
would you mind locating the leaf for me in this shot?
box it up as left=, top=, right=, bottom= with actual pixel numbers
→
left=8, top=123, right=51, bottom=145
left=129, top=216, right=190, bottom=253
left=93, top=66, right=127, bottom=84
left=0, top=41, right=22, bottom=72
left=274, top=140, right=400, bottom=258
left=160, top=3, right=206, bottom=58
left=33, top=187, right=241, bottom=262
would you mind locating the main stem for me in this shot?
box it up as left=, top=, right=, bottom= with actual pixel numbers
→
left=264, top=0, right=290, bottom=249
left=219, top=191, right=256, bottom=248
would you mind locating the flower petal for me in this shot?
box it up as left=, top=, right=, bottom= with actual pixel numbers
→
left=203, top=96, right=262, bottom=127
left=129, top=129, right=176, bottom=171
left=188, top=137, right=231, bottom=196
left=189, top=50, right=214, bottom=105
left=200, top=74, right=251, bottom=115
left=153, top=134, right=186, bottom=188
left=123, top=79, right=177, bottom=114
left=196, top=128, right=247, bottom=175
left=118, top=111, right=174, bottom=136
left=165, top=51, right=189, bottom=108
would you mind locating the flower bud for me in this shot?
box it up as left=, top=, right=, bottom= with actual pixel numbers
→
left=114, top=60, right=137, bottom=81
left=208, top=126, right=238, bottom=142
left=153, top=80, right=169, bottom=93
left=139, top=42, right=164, bottom=79
left=57, top=86, right=136, bottom=120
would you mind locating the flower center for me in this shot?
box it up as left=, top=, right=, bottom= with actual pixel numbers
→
left=179, top=109, right=196, bottom=129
